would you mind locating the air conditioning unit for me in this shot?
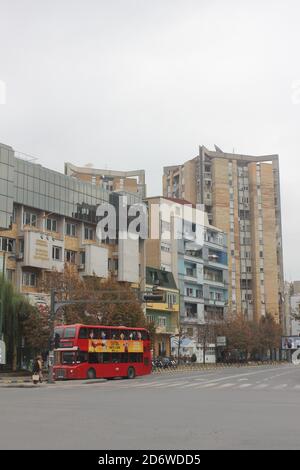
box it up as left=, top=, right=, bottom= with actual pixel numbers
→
left=78, top=264, right=85, bottom=271
left=16, top=254, right=24, bottom=261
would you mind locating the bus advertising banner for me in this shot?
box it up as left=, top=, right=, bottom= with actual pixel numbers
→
left=88, top=339, right=143, bottom=353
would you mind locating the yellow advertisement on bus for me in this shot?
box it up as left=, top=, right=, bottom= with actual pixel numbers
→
left=88, top=339, right=143, bottom=353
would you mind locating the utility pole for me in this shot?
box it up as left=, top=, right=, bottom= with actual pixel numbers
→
left=47, top=289, right=56, bottom=384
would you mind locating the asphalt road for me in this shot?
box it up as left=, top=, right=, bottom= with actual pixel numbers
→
left=1, top=364, right=300, bottom=449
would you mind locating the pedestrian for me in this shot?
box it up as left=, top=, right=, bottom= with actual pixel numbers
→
left=32, top=355, right=43, bottom=384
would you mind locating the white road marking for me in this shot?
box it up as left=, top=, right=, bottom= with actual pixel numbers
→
left=273, top=384, right=287, bottom=390
left=253, top=384, right=269, bottom=389
left=217, top=383, right=235, bottom=388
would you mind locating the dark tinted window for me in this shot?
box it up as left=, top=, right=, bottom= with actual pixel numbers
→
left=79, top=327, right=88, bottom=339
left=141, top=330, right=150, bottom=341
left=62, top=352, right=76, bottom=364
left=129, top=353, right=143, bottom=363
left=88, top=353, right=111, bottom=363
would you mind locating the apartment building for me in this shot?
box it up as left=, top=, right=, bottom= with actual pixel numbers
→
left=0, top=143, right=145, bottom=296
left=65, top=162, right=146, bottom=199
left=145, top=266, right=179, bottom=357
left=163, top=145, right=283, bottom=323
left=145, top=197, right=228, bottom=340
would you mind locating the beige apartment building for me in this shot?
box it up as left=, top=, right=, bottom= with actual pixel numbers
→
left=65, top=163, right=146, bottom=199
left=163, top=145, right=284, bottom=323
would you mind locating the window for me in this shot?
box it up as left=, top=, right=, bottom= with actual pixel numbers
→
left=66, top=222, right=76, bottom=237
left=147, top=315, right=155, bottom=324
left=22, top=272, right=37, bottom=287
left=84, top=227, right=94, bottom=240
left=23, top=211, right=37, bottom=227
left=64, top=327, right=76, bottom=339
left=196, top=288, right=203, bottom=298
left=6, top=269, right=14, bottom=282
left=65, top=250, right=76, bottom=264
left=46, top=218, right=57, bottom=232
left=158, top=317, right=166, bottom=327
left=91, top=176, right=96, bottom=185
left=0, top=237, right=15, bottom=252
left=19, top=239, right=24, bottom=255
left=52, top=246, right=62, bottom=261
left=79, top=251, right=85, bottom=265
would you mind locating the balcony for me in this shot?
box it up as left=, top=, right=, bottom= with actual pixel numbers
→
left=204, top=297, right=227, bottom=307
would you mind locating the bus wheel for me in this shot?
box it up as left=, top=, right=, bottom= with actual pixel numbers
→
left=127, top=367, right=136, bottom=379
left=87, top=368, right=96, bottom=380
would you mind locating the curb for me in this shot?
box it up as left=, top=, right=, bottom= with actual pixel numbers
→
left=151, top=361, right=288, bottom=374
left=0, top=378, right=32, bottom=384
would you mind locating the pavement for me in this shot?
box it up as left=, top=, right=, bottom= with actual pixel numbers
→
left=1, top=363, right=300, bottom=449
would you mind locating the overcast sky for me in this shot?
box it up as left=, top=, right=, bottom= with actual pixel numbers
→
left=0, top=0, right=300, bottom=280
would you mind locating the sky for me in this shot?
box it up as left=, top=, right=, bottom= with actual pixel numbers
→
left=0, top=0, right=300, bottom=280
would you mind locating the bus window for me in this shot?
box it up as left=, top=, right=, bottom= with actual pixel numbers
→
left=77, top=351, right=88, bottom=363
left=128, top=330, right=137, bottom=340
left=64, top=327, right=76, bottom=339
left=112, top=353, right=120, bottom=363
left=79, top=327, right=88, bottom=339
left=62, top=352, right=76, bottom=364
left=129, top=353, right=143, bottom=363
left=141, top=330, right=149, bottom=340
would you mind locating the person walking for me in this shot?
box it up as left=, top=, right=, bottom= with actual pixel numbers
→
left=32, top=355, right=43, bottom=384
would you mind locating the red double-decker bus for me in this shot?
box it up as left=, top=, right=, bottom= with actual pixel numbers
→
left=53, top=324, right=151, bottom=380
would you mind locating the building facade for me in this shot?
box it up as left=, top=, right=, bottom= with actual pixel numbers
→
left=145, top=196, right=228, bottom=343
left=0, top=143, right=145, bottom=296
left=65, top=162, right=146, bottom=199
left=284, top=281, right=300, bottom=336
left=163, top=145, right=284, bottom=323
left=145, top=267, right=179, bottom=357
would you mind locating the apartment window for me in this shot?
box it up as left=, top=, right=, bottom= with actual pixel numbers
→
left=65, top=250, right=76, bottom=264
left=6, top=269, right=15, bottom=282
left=22, top=272, right=37, bottom=287
left=84, top=227, right=95, bottom=240
left=187, top=328, right=194, bottom=337
left=186, top=287, right=193, bottom=297
left=147, top=315, right=155, bottom=324
left=246, top=266, right=252, bottom=273
left=79, top=251, right=86, bottom=265
left=19, top=239, right=24, bottom=255
left=46, top=218, right=57, bottom=232
left=260, top=251, right=264, bottom=258
left=65, top=222, right=76, bottom=237
left=158, top=317, right=167, bottom=327
left=52, top=246, right=62, bottom=261
left=161, top=243, right=170, bottom=252
left=23, top=211, right=37, bottom=227
left=0, top=237, right=15, bottom=252
left=196, top=288, right=203, bottom=298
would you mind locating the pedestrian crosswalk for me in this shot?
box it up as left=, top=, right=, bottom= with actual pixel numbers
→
left=105, top=378, right=300, bottom=392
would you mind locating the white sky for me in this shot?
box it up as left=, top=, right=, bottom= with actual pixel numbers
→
left=0, top=0, right=299, bottom=280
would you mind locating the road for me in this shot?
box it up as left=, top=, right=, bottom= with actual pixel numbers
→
left=1, top=364, right=300, bottom=449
